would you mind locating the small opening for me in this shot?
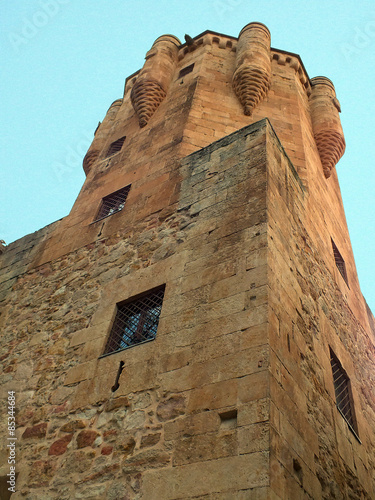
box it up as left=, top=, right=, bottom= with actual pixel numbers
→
left=219, top=409, right=237, bottom=429
left=293, top=458, right=303, bottom=484
left=293, top=458, right=302, bottom=472
left=331, top=239, right=349, bottom=287
left=226, top=40, right=232, bottom=48
left=178, top=63, right=194, bottom=79
left=106, top=136, right=126, bottom=158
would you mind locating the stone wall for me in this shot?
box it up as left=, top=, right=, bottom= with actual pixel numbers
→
left=265, top=125, right=375, bottom=498
left=0, top=121, right=273, bottom=499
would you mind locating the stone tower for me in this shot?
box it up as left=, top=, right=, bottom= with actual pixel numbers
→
left=0, top=22, right=374, bottom=500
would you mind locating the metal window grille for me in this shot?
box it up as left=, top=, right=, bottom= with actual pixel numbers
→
left=95, top=185, right=130, bottom=221
left=106, top=136, right=126, bottom=157
left=330, top=349, right=357, bottom=433
left=331, top=239, right=349, bottom=286
left=178, top=63, right=194, bottom=79
left=103, top=287, right=165, bottom=355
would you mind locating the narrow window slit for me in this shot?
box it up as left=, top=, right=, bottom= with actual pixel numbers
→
left=331, top=238, right=349, bottom=287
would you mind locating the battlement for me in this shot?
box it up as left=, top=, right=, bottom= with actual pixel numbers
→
left=85, top=22, right=344, bottom=190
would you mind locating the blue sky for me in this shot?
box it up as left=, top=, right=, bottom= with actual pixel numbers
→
left=1, top=0, right=375, bottom=312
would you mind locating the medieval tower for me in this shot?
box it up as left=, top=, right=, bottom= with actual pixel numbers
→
left=0, top=22, right=374, bottom=499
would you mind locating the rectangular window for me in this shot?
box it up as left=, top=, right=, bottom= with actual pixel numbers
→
left=330, top=348, right=359, bottom=438
left=331, top=239, right=349, bottom=287
left=94, top=185, right=130, bottom=222
left=178, top=63, right=194, bottom=79
left=106, top=136, right=126, bottom=158
left=102, top=286, right=165, bottom=355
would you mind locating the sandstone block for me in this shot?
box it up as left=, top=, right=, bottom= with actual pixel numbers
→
left=64, top=360, right=96, bottom=386
left=122, top=449, right=171, bottom=473
left=141, top=453, right=269, bottom=498
left=157, top=394, right=186, bottom=421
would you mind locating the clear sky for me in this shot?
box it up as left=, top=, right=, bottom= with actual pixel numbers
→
left=1, top=0, right=375, bottom=312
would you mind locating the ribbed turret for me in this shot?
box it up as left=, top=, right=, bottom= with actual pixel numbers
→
left=310, top=77, right=346, bottom=178
left=130, top=34, right=180, bottom=128
left=82, top=99, right=122, bottom=175
left=232, top=22, right=271, bottom=116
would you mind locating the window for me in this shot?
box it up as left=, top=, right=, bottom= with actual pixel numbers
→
left=94, top=185, right=130, bottom=222
left=330, top=348, right=359, bottom=438
left=178, top=63, right=194, bottom=79
left=102, top=286, right=165, bottom=355
left=331, top=239, right=349, bottom=287
left=105, top=136, right=126, bottom=158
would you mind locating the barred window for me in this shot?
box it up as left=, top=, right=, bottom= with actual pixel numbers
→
left=331, top=239, right=349, bottom=287
left=94, top=185, right=130, bottom=222
left=330, top=349, right=359, bottom=437
left=103, top=286, right=165, bottom=355
left=106, top=136, right=126, bottom=157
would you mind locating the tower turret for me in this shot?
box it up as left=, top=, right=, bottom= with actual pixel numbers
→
left=309, top=76, right=346, bottom=178
left=130, top=34, right=180, bottom=128
left=82, top=98, right=122, bottom=175
left=232, top=22, right=271, bottom=116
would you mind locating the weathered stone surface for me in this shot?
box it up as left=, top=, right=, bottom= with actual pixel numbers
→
left=101, top=445, right=113, bottom=455
left=76, top=430, right=100, bottom=449
left=22, top=422, right=47, bottom=439
left=122, top=449, right=171, bottom=473
left=140, top=432, right=161, bottom=448
left=117, top=436, right=136, bottom=456
left=28, top=459, right=57, bottom=488
left=173, top=431, right=237, bottom=466
left=60, top=419, right=86, bottom=432
left=81, top=463, right=120, bottom=483
left=156, top=395, right=186, bottom=421
left=48, top=433, right=73, bottom=456
left=62, top=450, right=96, bottom=474
left=104, top=396, right=130, bottom=412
